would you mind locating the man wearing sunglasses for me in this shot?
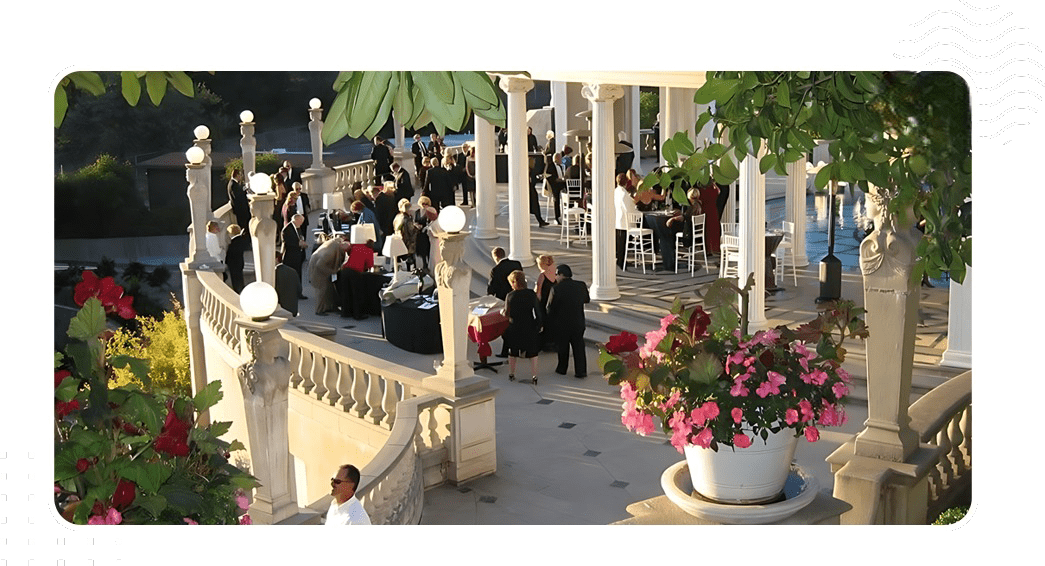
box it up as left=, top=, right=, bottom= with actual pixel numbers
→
left=325, top=464, right=372, bottom=525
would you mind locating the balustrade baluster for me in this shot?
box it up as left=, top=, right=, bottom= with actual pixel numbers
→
left=301, top=350, right=317, bottom=394
left=949, top=410, right=966, bottom=477
left=324, top=357, right=340, bottom=406
left=936, top=426, right=954, bottom=491
left=381, top=378, right=398, bottom=429
left=960, top=406, right=972, bottom=470
left=287, top=344, right=300, bottom=388
left=312, top=355, right=328, bottom=400
left=338, top=364, right=355, bottom=412
left=351, top=366, right=369, bottom=418
left=366, top=371, right=387, bottom=425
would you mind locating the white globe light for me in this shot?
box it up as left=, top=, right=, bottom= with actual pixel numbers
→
left=185, top=146, right=205, bottom=165
left=194, top=124, right=210, bottom=140
left=240, top=282, right=279, bottom=321
left=240, top=110, right=254, bottom=123
left=439, top=205, right=466, bottom=233
left=249, top=172, right=272, bottom=194
left=309, top=98, right=322, bottom=110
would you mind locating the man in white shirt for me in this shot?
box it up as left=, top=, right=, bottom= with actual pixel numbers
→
left=325, top=464, right=372, bottom=525
left=614, top=173, right=639, bottom=269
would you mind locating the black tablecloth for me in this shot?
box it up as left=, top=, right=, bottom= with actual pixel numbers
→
left=643, top=212, right=679, bottom=270
left=381, top=296, right=442, bottom=354
left=336, top=270, right=390, bottom=319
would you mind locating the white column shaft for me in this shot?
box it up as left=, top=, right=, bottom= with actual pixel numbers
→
left=786, top=157, right=810, bottom=267
left=474, top=116, right=498, bottom=239
left=738, top=145, right=767, bottom=331
left=940, top=268, right=972, bottom=368
left=501, top=76, right=535, bottom=266
left=551, top=81, right=569, bottom=153
left=584, top=83, right=625, bottom=301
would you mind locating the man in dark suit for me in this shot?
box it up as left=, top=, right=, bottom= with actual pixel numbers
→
left=543, top=152, right=565, bottom=224
left=283, top=159, right=303, bottom=187
left=424, top=157, right=454, bottom=209
left=615, top=132, right=634, bottom=176
left=225, top=225, right=251, bottom=293
left=545, top=264, right=590, bottom=378
left=374, top=181, right=398, bottom=243
left=227, top=168, right=250, bottom=230
left=280, top=214, right=307, bottom=297
left=410, top=134, right=426, bottom=174
left=487, top=247, right=524, bottom=357
left=274, top=260, right=301, bottom=317
left=371, top=136, right=394, bottom=183
left=390, top=162, right=414, bottom=203
left=427, top=134, right=443, bottom=158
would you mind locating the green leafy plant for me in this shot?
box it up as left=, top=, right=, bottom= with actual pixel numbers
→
left=106, top=299, right=191, bottom=397
left=599, top=276, right=868, bottom=451
left=224, top=153, right=281, bottom=180
left=932, top=506, right=968, bottom=525
left=55, top=271, right=258, bottom=524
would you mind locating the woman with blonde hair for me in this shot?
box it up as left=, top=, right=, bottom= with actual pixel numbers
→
left=503, top=270, right=542, bottom=384
left=393, top=198, right=419, bottom=270
left=534, top=255, right=558, bottom=351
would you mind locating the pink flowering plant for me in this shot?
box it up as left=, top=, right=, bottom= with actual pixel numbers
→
left=599, top=276, right=868, bottom=452
left=55, top=270, right=258, bottom=524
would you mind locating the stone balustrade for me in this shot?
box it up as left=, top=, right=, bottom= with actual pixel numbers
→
left=908, top=370, right=972, bottom=519
left=198, top=270, right=245, bottom=354
left=332, top=159, right=376, bottom=194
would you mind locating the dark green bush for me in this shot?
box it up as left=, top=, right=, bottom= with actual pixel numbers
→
left=223, top=153, right=281, bottom=180
left=932, top=506, right=968, bottom=525
left=54, top=155, right=145, bottom=239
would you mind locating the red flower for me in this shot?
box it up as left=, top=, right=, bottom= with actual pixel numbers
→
left=155, top=434, right=190, bottom=457
left=687, top=307, right=711, bottom=340
left=76, top=458, right=92, bottom=473
left=155, top=407, right=192, bottom=457
left=73, top=270, right=136, bottom=319
left=112, top=479, right=136, bottom=509
left=55, top=370, right=71, bottom=389
left=55, top=400, right=80, bottom=418
left=606, top=332, right=639, bottom=354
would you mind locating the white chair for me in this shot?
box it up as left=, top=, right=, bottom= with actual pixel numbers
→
left=623, top=212, right=655, bottom=273
left=775, top=221, right=798, bottom=285
left=719, top=234, right=740, bottom=278
left=675, top=213, right=709, bottom=275
left=720, top=222, right=739, bottom=238
left=559, top=198, right=585, bottom=247
left=580, top=203, right=593, bottom=245
left=565, top=178, right=582, bottom=208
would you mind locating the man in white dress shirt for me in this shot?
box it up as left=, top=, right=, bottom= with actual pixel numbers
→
left=325, top=464, right=372, bottom=525
left=614, top=173, right=640, bottom=269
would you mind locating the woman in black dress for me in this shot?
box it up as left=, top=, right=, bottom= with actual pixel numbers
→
left=503, top=270, right=542, bottom=384
left=534, top=254, right=558, bottom=351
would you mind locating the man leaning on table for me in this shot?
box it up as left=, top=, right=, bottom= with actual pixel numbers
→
left=325, top=464, right=371, bottom=525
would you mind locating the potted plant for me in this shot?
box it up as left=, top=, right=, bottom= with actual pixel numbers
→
left=598, top=276, right=867, bottom=504
left=54, top=270, right=259, bottom=524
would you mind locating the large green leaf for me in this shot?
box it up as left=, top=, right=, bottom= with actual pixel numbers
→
left=166, top=71, right=194, bottom=97
left=689, top=352, right=722, bottom=384
left=67, top=298, right=106, bottom=341
left=67, top=71, right=105, bottom=95
left=120, top=390, right=164, bottom=435
left=694, top=78, right=739, bottom=105
left=120, top=71, right=141, bottom=105
left=192, top=380, right=223, bottom=413
left=346, top=71, right=393, bottom=138
left=145, top=71, right=166, bottom=106
left=456, top=71, right=499, bottom=108
left=362, top=72, right=400, bottom=140
left=120, top=460, right=173, bottom=494
left=392, top=71, right=414, bottom=127
left=54, top=84, right=68, bottom=128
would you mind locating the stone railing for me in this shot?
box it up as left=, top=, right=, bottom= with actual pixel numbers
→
left=908, top=370, right=972, bottom=519
left=197, top=270, right=246, bottom=354
left=332, top=159, right=376, bottom=195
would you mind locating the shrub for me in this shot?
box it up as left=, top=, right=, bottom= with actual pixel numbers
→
left=223, top=153, right=281, bottom=180
left=932, top=506, right=969, bottom=525
left=54, top=155, right=144, bottom=239
left=107, top=299, right=191, bottom=397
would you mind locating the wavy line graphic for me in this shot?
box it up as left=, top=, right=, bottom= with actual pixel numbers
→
left=984, top=121, right=1031, bottom=138
left=976, top=106, right=1037, bottom=121
left=894, top=42, right=1043, bottom=59
left=957, top=0, right=1001, bottom=11
left=899, top=26, right=1031, bottom=44
left=928, top=59, right=1045, bottom=82
left=911, top=10, right=1012, bottom=27
left=983, top=90, right=1043, bottom=103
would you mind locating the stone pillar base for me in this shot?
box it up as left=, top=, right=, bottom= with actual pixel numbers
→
left=827, top=438, right=941, bottom=524
left=442, top=387, right=498, bottom=485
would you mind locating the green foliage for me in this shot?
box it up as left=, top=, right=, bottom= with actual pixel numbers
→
left=106, top=300, right=191, bottom=397
left=654, top=71, right=971, bottom=283
left=55, top=71, right=198, bottom=128
left=323, top=71, right=507, bottom=144
left=53, top=155, right=146, bottom=239
left=223, top=153, right=281, bottom=180
left=932, top=506, right=968, bottom=525
left=639, top=90, right=659, bottom=129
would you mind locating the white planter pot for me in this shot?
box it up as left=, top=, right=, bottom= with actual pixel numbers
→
left=683, top=427, right=799, bottom=504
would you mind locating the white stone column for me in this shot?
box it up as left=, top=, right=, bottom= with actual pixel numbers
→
left=179, top=264, right=209, bottom=425
left=236, top=315, right=298, bottom=525
left=738, top=144, right=767, bottom=332
left=940, top=268, right=972, bottom=368
left=662, top=87, right=696, bottom=153
left=551, top=81, right=569, bottom=152
left=499, top=75, right=536, bottom=267
left=583, top=83, right=625, bottom=301
left=185, top=160, right=220, bottom=269
left=786, top=157, right=810, bottom=267
left=303, top=102, right=335, bottom=198
left=393, top=112, right=407, bottom=157
left=240, top=115, right=256, bottom=177
left=628, top=85, right=640, bottom=172
left=248, top=194, right=277, bottom=287
left=474, top=115, right=498, bottom=240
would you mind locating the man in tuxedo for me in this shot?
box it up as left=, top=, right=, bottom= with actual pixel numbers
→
left=427, top=133, right=443, bottom=158
left=227, top=167, right=250, bottom=230
left=374, top=181, right=398, bottom=243
left=487, top=247, right=524, bottom=357
left=283, top=160, right=303, bottom=187
left=410, top=133, right=426, bottom=174
left=526, top=127, right=539, bottom=153
left=615, top=131, right=634, bottom=175
left=424, top=156, right=454, bottom=209
left=280, top=214, right=308, bottom=297
left=371, top=136, right=394, bottom=182
left=545, top=264, right=590, bottom=378
left=389, top=162, right=413, bottom=203
left=544, top=151, right=565, bottom=224
left=225, top=224, right=251, bottom=293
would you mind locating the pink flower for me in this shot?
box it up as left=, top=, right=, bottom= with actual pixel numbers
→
left=832, top=381, right=849, bottom=399
left=235, top=491, right=250, bottom=511
left=729, top=380, right=749, bottom=397
left=239, top=514, right=252, bottom=525
left=726, top=350, right=747, bottom=372
left=659, top=313, right=679, bottom=331
left=801, top=368, right=829, bottom=385
left=792, top=343, right=814, bottom=371
left=640, top=326, right=668, bottom=358
left=731, top=408, right=744, bottom=424
left=733, top=433, right=752, bottom=448
left=785, top=408, right=800, bottom=425
left=88, top=507, right=122, bottom=525
left=804, top=426, right=820, bottom=442
left=668, top=411, right=691, bottom=453
left=756, top=371, right=786, bottom=398
left=798, top=399, right=815, bottom=421
left=660, top=389, right=682, bottom=411
left=701, top=401, right=719, bottom=421
left=620, top=381, right=637, bottom=403
left=184, top=518, right=199, bottom=525
left=694, top=427, right=714, bottom=448
left=837, top=367, right=852, bottom=383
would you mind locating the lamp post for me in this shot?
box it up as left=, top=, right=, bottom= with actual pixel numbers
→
left=185, top=146, right=219, bottom=269
left=247, top=172, right=277, bottom=287
left=235, top=281, right=297, bottom=524
left=432, top=205, right=472, bottom=383
left=307, top=98, right=325, bottom=171
left=240, top=110, right=256, bottom=184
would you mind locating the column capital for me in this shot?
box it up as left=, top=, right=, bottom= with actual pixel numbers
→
left=497, top=74, right=534, bottom=93
left=581, top=83, right=625, bottom=102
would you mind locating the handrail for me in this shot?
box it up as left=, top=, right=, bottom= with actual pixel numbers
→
left=196, top=270, right=246, bottom=354
left=908, top=370, right=972, bottom=518
left=332, top=159, right=376, bottom=195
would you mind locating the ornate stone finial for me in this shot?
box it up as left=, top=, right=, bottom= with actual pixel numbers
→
left=859, top=186, right=918, bottom=289
left=497, top=74, right=534, bottom=93
left=435, top=234, right=467, bottom=288
left=581, top=83, right=625, bottom=102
